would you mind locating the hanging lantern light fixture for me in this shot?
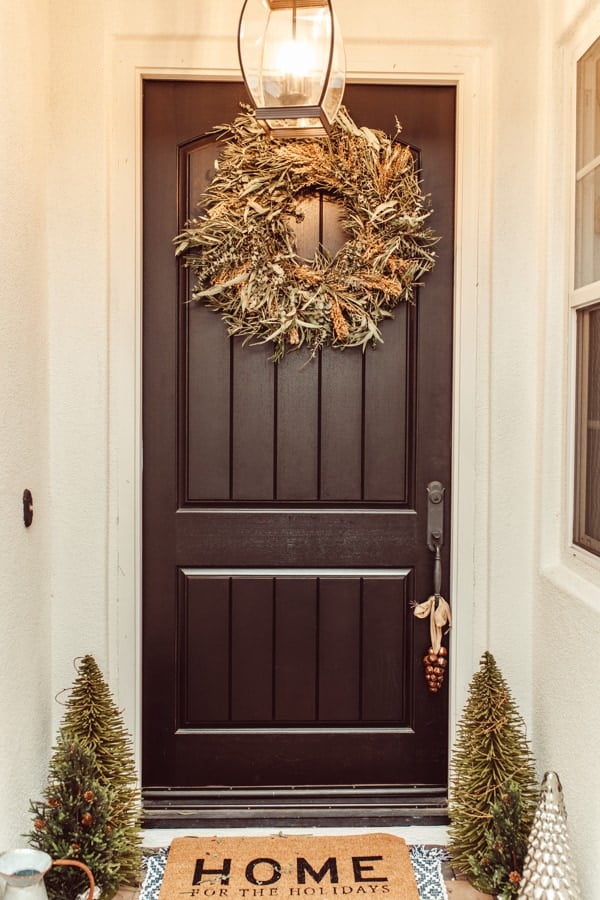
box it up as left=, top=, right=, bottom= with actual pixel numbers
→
left=237, top=0, right=346, bottom=138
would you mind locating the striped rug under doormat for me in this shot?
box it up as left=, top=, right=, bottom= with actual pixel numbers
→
left=154, top=834, right=419, bottom=900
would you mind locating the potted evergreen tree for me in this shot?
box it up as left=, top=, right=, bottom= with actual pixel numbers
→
left=28, top=656, right=142, bottom=899
left=448, top=651, right=538, bottom=898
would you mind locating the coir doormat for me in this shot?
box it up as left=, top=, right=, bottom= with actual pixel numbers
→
left=157, top=834, right=419, bottom=900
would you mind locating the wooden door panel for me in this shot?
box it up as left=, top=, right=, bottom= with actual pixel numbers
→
left=143, top=80, right=455, bottom=821
left=186, top=316, right=412, bottom=504
left=185, top=310, right=411, bottom=500
left=182, top=134, right=413, bottom=507
left=178, top=571, right=410, bottom=730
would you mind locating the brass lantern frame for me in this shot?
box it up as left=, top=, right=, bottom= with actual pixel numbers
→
left=237, top=0, right=345, bottom=138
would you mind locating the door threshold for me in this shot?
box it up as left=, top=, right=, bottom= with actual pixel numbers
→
left=143, top=822, right=449, bottom=849
left=143, top=786, right=449, bottom=829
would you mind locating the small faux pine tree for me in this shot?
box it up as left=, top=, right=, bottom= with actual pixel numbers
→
left=59, top=655, right=142, bottom=887
left=467, top=781, right=531, bottom=898
left=448, top=651, right=538, bottom=896
left=28, top=732, right=125, bottom=899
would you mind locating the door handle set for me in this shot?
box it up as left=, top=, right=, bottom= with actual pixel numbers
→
left=413, top=481, right=452, bottom=694
left=427, top=480, right=444, bottom=599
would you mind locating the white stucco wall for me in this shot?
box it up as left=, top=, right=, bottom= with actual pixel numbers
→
left=46, top=1, right=110, bottom=690
left=0, top=0, right=52, bottom=849
left=3, top=0, right=600, bottom=893
left=532, top=0, right=600, bottom=890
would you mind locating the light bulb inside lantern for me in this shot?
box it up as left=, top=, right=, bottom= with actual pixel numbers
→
left=274, top=38, right=317, bottom=103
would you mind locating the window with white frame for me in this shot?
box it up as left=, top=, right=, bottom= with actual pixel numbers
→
left=574, top=37, right=600, bottom=556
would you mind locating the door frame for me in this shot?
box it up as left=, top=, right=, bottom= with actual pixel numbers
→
left=108, top=33, right=493, bottom=785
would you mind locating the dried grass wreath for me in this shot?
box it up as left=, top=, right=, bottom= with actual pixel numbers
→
left=174, top=106, right=437, bottom=361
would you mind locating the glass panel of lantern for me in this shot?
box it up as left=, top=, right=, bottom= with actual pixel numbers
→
left=238, top=0, right=346, bottom=138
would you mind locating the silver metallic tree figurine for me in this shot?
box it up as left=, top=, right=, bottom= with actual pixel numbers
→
left=518, top=771, right=582, bottom=899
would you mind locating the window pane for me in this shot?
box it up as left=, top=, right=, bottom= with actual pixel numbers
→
left=577, top=36, right=600, bottom=171
left=575, top=168, right=600, bottom=288
left=574, top=304, right=600, bottom=555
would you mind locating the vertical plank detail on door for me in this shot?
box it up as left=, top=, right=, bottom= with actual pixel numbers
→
left=276, top=354, right=320, bottom=500
left=231, top=577, right=274, bottom=722
left=183, top=140, right=231, bottom=502
left=364, top=307, right=411, bottom=502
left=362, top=576, right=407, bottom=722
left=179, top=571, right=411, bottom=729
left=275, top=577, right=319, bottom=722
left=232, top=339, right=275, bottom=500
left=318, top=577, right=361, bottom=721
left=182, top=573, right=230, bottom=725
left=320, top=349, right=364, bottom=500
left=187, top=304, right=231, bottom=500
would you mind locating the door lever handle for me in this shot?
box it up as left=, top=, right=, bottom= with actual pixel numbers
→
left=426, top=480, right=445, bottom=598
left=426, top=480, right=445, bottom=552
left=414, top=481, right=451, bottom=694
left=427, top=481, right=446, bottom=598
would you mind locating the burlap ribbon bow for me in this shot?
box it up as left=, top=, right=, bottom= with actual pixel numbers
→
left=412, top=594, right=452, bottom=654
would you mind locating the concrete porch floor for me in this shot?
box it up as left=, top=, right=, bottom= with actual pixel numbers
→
left=125, top=826, right=493, bottom=899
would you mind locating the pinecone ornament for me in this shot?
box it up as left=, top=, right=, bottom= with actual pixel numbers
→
left=517, top=771, right=581, bottom=899
left=422, top=644, right=448, bottom=692
left=414, top=593, right=451, bottom=692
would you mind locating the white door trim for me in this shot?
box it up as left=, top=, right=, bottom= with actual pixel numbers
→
left=108, top=34, right=493, bottom=772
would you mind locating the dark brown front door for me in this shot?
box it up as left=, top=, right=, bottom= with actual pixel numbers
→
left=142, top=80, right=455, bottom=825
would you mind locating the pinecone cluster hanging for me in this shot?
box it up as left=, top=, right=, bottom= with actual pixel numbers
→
left=422, top=643, right=448, bottom=693
left=414, top=592, right=452, bottom=693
